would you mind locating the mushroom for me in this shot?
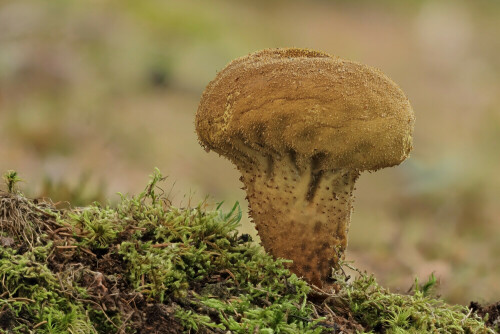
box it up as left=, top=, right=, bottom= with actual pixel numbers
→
left=196, top=48, right=415, bottom=286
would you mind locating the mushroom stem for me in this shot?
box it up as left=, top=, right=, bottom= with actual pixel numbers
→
left=237, top=152, right=360, bottom=286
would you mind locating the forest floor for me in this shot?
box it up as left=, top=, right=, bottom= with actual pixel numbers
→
left=0, top=170, right=498, bottom=333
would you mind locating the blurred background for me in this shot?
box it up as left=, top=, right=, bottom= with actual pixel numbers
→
left=0, top=0, right=499, bottom=304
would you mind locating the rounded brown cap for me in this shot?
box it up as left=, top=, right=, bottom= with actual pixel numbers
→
left=196, top=48, right=415, bottom=171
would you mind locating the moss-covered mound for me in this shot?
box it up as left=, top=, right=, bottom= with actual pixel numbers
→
left=0, top=170, right=497, bottom=333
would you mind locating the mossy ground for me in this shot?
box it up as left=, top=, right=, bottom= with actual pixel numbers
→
left=0, top=170, right=497, bottom=333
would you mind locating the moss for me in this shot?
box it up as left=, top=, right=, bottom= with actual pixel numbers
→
left=0, top=169, right=496, bottom=333
left=2, top=170, right=22, bottom=193
left=0, top=243, right=97, bottom=333
left=329, top=268, right=492, bottom=333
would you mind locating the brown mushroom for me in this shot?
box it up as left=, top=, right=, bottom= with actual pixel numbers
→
left=196, top=48, right=415, bottom=286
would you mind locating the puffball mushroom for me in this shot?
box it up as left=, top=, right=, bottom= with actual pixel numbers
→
left=196, top=48, right=415, bottom=286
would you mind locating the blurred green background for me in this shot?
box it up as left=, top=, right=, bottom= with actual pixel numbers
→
left=1, top=0, right=499, bottom=304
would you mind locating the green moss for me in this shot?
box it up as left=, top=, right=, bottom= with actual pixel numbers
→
left=66, top=205, right=120, bottom=251
left=2, top=170, right=22, bottom=193
left=330, top=267, right=492, bottom=333
left=0, top=244, right=97, bottom=333
left=0, top=169, right=495, bottom=333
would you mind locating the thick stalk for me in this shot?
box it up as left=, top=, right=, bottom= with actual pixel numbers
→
left=237, top=152, right=359, bottom=286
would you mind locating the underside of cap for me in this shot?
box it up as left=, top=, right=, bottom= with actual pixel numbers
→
left=196, top=48, right=415, bottom=171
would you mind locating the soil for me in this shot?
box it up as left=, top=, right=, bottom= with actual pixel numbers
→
left=0, top=308, right=15, bottom=330
left=470, top=301, right=500, bottom=331
left=46, top=238, right=186, bottom=333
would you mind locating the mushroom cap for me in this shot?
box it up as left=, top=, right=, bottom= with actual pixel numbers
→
left=196, top=48, right=415, bottom=171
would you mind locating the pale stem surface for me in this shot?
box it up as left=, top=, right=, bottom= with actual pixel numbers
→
left=237, top=152, right=359, bottom=286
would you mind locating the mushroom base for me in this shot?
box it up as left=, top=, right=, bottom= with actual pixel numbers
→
left=238, top=154, right=359, bottom=286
